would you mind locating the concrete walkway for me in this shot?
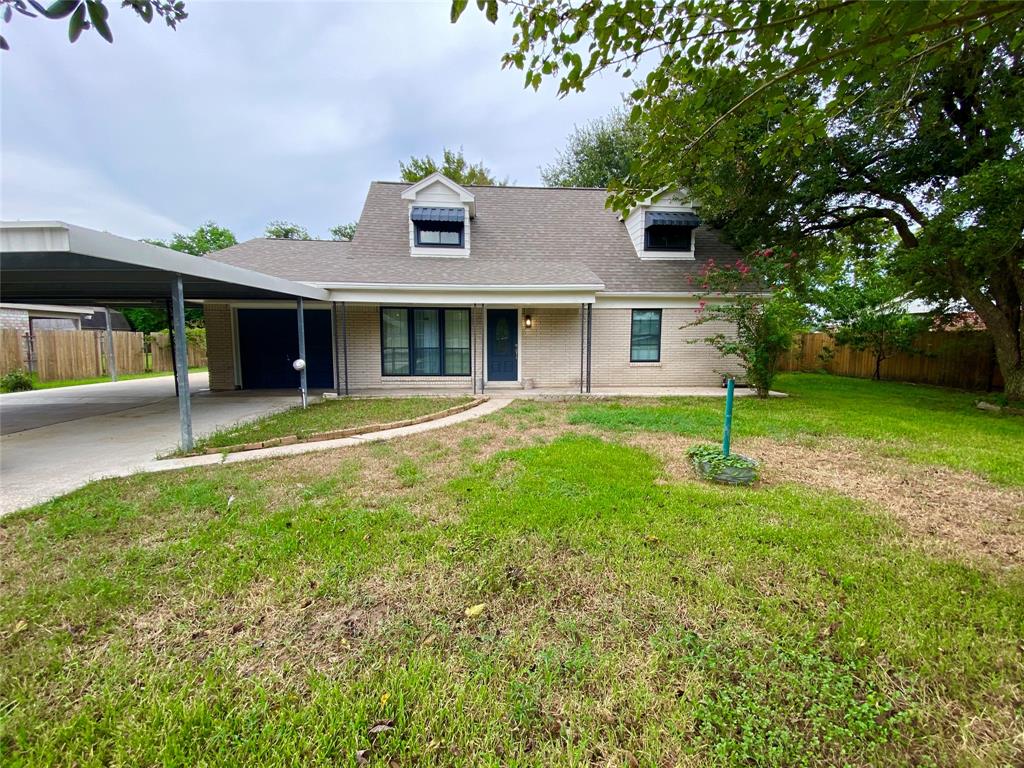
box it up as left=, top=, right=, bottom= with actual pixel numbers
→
left=0, top=374, right=299, bottom=515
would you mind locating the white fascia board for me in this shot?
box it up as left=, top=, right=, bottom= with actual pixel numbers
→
left=1, top=221, right=330, bottom=301
left=324, top=285, right=598, bottom=305
left=595, top=291, right=771, bottom=308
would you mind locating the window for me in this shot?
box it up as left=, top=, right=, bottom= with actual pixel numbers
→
left=381, top=307, right=471, bottom=376
left=644, top=225, right=692, bottom=251
left=630, top=309, right=662, bottom=362
left=411, top=206, right=465, bottom=249
left=415, top=221, right=464, bottom=247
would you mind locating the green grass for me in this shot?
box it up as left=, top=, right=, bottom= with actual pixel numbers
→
left=569, top=373, right=1024, bottom=485
left=1, top=380, right=1021, bottom=766
left=190, top=396, right=474, bottom=452
left=26, top=367, right=208, bottom=390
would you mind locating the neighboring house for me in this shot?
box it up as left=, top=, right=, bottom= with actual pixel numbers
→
left=0, top=303, right=129, bottom=334
left=202, top=173, right=745, bottom=392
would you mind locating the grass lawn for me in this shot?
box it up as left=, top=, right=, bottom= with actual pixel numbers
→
left=1, top=374, right=1021, bottom=766
left=190, top=396, right=474, bottom=452
left=28, top=367, right=208, bottom=391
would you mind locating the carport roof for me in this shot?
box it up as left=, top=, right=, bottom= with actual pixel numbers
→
left=0, top=221, right=329, bottom=304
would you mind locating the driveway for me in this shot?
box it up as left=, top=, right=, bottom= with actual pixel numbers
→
left=0, top=373, right=299, bottom=515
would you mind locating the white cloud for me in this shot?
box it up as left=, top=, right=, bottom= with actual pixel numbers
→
left=0, top=151, right=188, bottom=239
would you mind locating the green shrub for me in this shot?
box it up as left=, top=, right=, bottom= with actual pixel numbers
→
left=0, top=369, right=34, bottom=393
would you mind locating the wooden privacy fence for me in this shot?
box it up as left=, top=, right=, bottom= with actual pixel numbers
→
left=0, top=329, right=22, bottom=375
left=150, top=332, right=207, bottom=371
left=32, top=330, right=147, bottom=381
left=779, top=331, right=1005, bottom=391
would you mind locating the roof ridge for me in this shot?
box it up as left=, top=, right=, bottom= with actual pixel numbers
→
left=371, top=180, right=610, bottom=192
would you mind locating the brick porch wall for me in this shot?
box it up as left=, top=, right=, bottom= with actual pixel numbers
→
left=204, top=303, right=236, bottom=391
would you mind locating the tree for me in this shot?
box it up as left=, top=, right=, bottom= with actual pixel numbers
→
left=1, top=0, right=187, bottom=50
left=541, top=108, right=643, bottom=188
left=686, top=249, right=806, bottom=397
left=264, top=221, right=311, bottom=240
left=125, top=221, right=236, bottom=331
left=456, top=1, right=1024, bottom=399
left=399, top=147, right=508, bottom=186
left=817, top=257, right=931, bottom=381
left=146, top=221, right=237, bottom=256
left=330, top=222, right=357, bottom=241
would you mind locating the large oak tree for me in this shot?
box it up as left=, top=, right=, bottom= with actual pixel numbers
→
left=457, top=0, right=1024, bottom=398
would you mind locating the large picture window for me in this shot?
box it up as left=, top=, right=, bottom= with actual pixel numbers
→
left=381, top=307, right=471, bottom=376
left=630, top=309, right=662, bottom=362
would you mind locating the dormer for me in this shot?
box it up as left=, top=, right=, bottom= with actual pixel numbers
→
left=624, top=188, right=700, bottom=260
left=401, top=172, right=475, bottom=257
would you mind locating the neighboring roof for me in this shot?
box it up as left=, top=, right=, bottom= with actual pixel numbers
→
left=0, top=222, right=329, bottom=304
left=0, top=302, right=96, bottom=315
left=205, top=182, right=744, bottom=293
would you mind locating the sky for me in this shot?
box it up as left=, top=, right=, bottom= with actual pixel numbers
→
left=0, top=0, right=631, bottom=242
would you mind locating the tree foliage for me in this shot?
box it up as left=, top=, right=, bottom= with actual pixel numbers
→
left=146, top=221, right=237, bottom=256
left=1, top=0, right=186, bottom=49
left=457, top=0, right=1024, bottom=399
left=264, top=221, right=311, bottom=240
left=541, top=108, right=643, bottom=188
left=687, top=248, right=807, bottom=398
left=399, top=146, right=508, bottom=186
left=330, top=222, right=357, bottom=241
left=816, top=255, right=931, bottom=381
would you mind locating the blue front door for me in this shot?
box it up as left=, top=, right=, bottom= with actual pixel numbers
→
left=487, top=309, right=517, bottom=382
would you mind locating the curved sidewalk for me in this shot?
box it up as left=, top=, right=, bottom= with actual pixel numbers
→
left=142, top=396, right=513, bottom=475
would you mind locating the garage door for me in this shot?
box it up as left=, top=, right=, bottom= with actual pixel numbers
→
left=237, top=309, right=333, bottom=389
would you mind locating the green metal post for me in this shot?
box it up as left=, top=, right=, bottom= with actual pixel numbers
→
left=722, top=377, right=735, bottom=457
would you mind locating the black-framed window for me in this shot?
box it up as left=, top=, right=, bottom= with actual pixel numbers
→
left=381, top=307, right=471, bottom=376
left=414, top=221, right=464, bottom=248
left=644, top=225, right=693, bottom=251
left=630, top=309, right=662, bottom=362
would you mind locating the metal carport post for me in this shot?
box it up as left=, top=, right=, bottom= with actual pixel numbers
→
left=170, top=275, right=193, bottom=451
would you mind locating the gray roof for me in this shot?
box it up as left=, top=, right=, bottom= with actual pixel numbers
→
left=207, top=182, right=744, bottom=292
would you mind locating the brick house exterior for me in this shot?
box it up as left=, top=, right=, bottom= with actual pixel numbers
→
left=202, top=174, right=746, bottom=393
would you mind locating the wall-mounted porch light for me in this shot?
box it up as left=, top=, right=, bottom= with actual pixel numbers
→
left=524, top=314, right=533, bottom=328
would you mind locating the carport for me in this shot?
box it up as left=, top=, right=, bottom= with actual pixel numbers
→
left=0, top=221, right=330, bottom=450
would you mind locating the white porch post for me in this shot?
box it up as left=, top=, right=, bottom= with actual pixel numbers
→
left=297, top=297, right=308, bottom=408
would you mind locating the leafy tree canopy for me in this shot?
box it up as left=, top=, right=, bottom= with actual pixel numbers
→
left=541, top=108, right=643, bottom=188
left=264, top=220, right=311, bottom=240
left=399, top=146, right=508, bottom=186
left=330, top=222, right=357, bottom=241
left=457, top=0, right=1024, bottom=399
left=146, top=221, right=237, bottom=256
left=1, top=0, right=186, bottom=50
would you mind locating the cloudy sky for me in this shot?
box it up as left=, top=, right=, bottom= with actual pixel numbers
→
left=0, top=0, right=630, bottom=242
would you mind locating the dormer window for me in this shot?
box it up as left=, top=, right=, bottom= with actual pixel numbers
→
left=411, top=207, right=465, bottom=248
left=644, top=211, right=699, bottom=252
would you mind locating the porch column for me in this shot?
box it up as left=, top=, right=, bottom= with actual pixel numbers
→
left=104, top=306, right=117, bottom=382
left=470, top=304, right=477, bottom=395
left=297, top=297, right=308, bottom=408
left=480, top=304, right=486, bottom=394
left=342, top=301, right=350, bottom=396
left=579, top=303, right=585, bottom=394
left=586, top=303, right=593, bottom=393
left=170, top=275, right=193, bottom=451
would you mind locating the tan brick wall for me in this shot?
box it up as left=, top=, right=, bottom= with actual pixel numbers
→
left=590, top=307, right=742, bottom=387
left=215, top=303, right=738, bottom=392
left=204, top=303, right=236, bottom=391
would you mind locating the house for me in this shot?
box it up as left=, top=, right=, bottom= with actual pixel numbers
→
left=201, top=174, right=745, bottom=393
left=0, top=303, right=130, bottom=334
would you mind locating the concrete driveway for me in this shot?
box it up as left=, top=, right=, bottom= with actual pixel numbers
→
left=0, top=373, right=300, bottom=515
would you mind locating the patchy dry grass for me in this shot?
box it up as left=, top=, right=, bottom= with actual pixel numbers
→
left=1, top=376, right=1022, bottom=767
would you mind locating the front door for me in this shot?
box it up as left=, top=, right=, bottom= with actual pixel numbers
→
left=487, top=309, right=518, bottom=382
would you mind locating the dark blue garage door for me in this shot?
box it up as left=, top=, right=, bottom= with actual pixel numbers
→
left=237, top=309, right=333, bottom=389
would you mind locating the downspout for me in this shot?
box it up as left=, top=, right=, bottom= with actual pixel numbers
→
left=470, top=304, right=476, bottom=395
left=480, top=303, right=486, bottom=394
left=331, top=302, right=341, bottom=396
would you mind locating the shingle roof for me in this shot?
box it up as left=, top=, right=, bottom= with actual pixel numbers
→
left=206, top=182, right=744, bottom=292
